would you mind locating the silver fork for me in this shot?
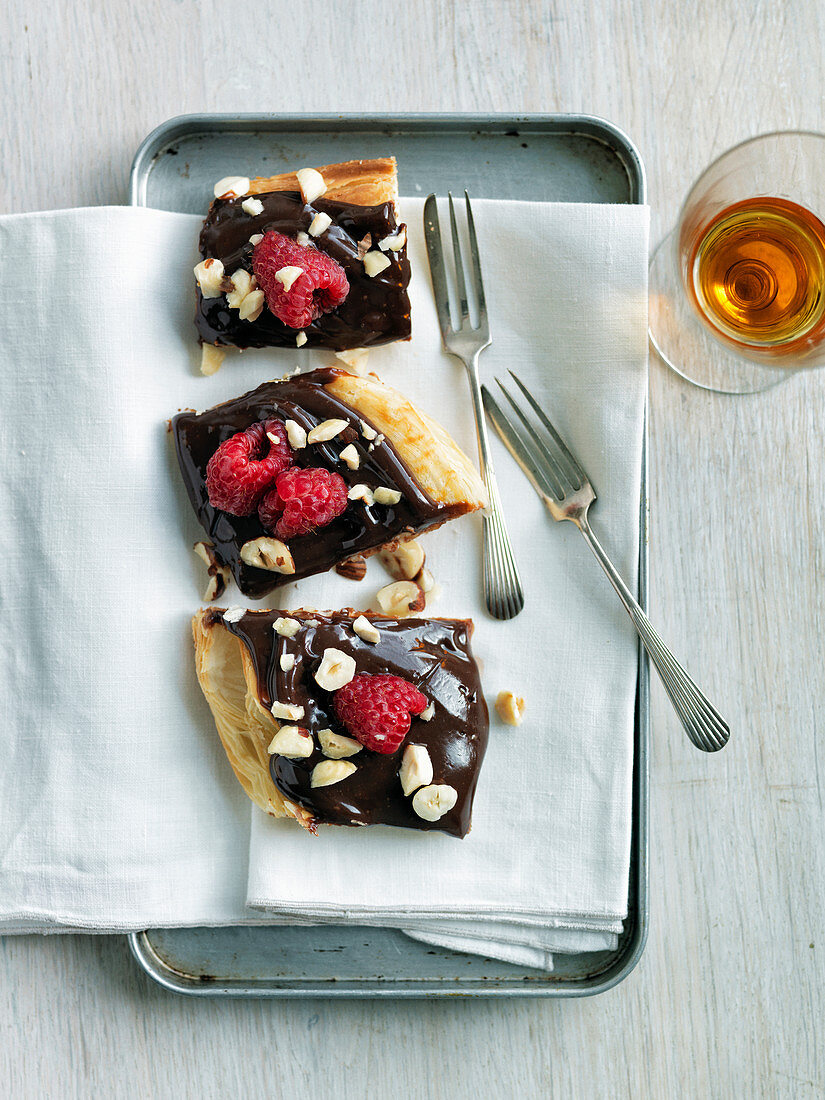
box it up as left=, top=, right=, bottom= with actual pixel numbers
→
left=483, top=371, right=730, bottom=753
left=423, top=191, right=524, bottom=620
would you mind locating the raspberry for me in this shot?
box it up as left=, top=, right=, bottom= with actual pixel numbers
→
left=205, top=419, right=293, bottom=516
left=252, top=231, right=349, bottom=329
left=334, top=673, right=428, bottom=754
left=259, top=466, right=348, bottom=540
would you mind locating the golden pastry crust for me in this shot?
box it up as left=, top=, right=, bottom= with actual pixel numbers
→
left=248, top=157, right=398, bottom=208
left=193, top=611, right=315, bottom=829
left=323, top=370, right=487, bottom=511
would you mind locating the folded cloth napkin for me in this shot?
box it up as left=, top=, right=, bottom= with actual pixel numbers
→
left=0, top=198, right=647, bottom=971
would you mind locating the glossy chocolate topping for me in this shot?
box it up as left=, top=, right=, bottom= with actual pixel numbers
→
left=172, top=369, right=463, bottom=600
left=196, top=192, right=411, bottom=351
left=213, top=608, right=488, bottom=838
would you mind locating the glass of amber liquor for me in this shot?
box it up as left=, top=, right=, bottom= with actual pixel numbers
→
left=649, top=132, right=825, bottom=392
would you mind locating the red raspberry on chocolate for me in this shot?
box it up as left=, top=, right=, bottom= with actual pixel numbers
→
left=252, top=230, right=349, bottom=330
left=259, top=466, right=348, bottom=540
left=205, top=419, right=292, bottom=516
left=334, top=673, right=428, bottom=754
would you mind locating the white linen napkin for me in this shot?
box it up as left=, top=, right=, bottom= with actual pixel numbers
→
left=0, top=198, right=647, bottom=971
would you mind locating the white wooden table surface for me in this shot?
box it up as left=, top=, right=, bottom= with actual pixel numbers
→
left=2, top=2, right=823, bottom=1096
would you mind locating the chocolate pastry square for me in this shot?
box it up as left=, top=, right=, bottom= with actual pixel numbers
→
left=193, top=608, right=489, bottom=838
left=195, top=158, right=411, bottom=354
left=172, top=368, right=486, bottom=600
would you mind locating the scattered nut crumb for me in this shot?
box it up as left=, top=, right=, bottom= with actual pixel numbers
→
left=419, top=701, right=435, bottom=722
left=193, top=541, right=231, bottom=600
left=335, top=348, right=370, bottom=373
left=495, top=691, right=526, bottom=726
left=375, top=580, right=425, bottom=616
left=335, top=555, right=367, bottom=581
left=359, top=419, right=378, bottom=441
left=200, top=344, right=226, bottom=375
left=378, top=539, right=425, bottom=581
left=296, top=331, right=307, bottom=347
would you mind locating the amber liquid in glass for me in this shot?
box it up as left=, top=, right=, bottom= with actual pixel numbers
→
left=689, top=197, right=825, bottom=353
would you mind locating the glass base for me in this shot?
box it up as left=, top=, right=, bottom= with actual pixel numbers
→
left=648, top=231, right=798, bottom=394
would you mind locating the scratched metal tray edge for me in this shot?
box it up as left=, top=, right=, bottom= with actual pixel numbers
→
left=126, top=112, right=649, bottom=998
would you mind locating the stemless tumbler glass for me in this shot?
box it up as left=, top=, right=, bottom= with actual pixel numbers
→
left=649, top=131, right=825, bottom=393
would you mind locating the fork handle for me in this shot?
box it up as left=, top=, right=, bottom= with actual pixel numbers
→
left=576, top=515, right=729, bottom=752
left=466, top=364, right=525, bottom=620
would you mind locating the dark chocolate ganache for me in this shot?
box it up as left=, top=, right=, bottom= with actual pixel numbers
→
left=213, top=608, right=488, bottom=838
left=196, top=191, right=411, bottom=351
left=172, top=369, right=467, bottom=600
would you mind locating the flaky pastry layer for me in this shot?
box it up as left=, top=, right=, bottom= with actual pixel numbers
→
left=248, top=157, right=398, bottom=208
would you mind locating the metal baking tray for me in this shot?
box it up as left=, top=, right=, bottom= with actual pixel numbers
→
left=127, top=113, right=648, bottom=997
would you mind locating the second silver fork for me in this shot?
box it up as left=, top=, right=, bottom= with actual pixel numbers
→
left=423, top=191, right=524, bottom=620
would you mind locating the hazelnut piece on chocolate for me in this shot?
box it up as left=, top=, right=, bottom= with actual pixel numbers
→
left=222, top=606, right=246, bottom=624
left=375, top=580, right=426, bottom=617
left=352, top=615, right=380, bottom=644
left=284, top=420, right=307, bottom=450
left=274, top=616, right=301, bottom=638
left=378, top=227, right=407, bottom=252
left=373, top=486, right=402, bottom=506
left=348, top=483, right=375, bottom=506
left=399, top=744, right=433, bottom=797
left=240, top=537, right=295, bottom=574
left=318, top=728, right=362, bottom=759
left=412, top=784, right=458, bottom=822
left=271, top=701, right=305, bottom=721
left=314, top=648, right=357, bottom=692
left=239, top=289, right=265, bottom=322
left=308, top=418, right=348, bottom=444
left=267, top=725, right=313, bottom=759
left=308, top=211, right=332, bottom=237
left=339, top=443, right=360, bottom=470
left=242, top=197, right=264, bottom=216
left=279, top=653, right=296, bottom=672
left=296, top=167, right=327, bottom=204
left=495, top=691, right=526, bottom=726
left=194, top=258, right=226, bottom=298
left=419, top=701, right=435, bottom=722
left=364, top=251, right=391, bottom=278
left=311, top=760, right=356, bottom=788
